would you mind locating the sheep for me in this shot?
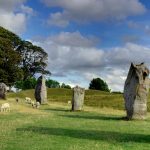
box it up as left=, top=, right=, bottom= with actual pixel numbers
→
left=32, top=101, right=40, bottom=109
left=1, top=103, right=10, bottom=112
left=30, top=100, right=35, bottom=105
left=31, top=100, right=34, bottom=105
left=31, top=102, right=36, bottom=108
left=36, top=102, right=40, bottom=109
left=68, top=101, right=71, bottom=105
left=25, top=97, right=32, bottom=104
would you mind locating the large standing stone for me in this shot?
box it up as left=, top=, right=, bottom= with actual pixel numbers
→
left=35, top=75, right=47, bottom=104
left=123, top=63, right=149, bottom=120
left=72, top=86, right=85, bottom=111
left=0, top=83, right=7, bottom=100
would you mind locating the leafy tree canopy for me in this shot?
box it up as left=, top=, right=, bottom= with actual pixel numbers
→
left=15, top=77, right=72, bottom=90
left=89, top=78, right=110, bottom=92
left=46, top=79, right=60, bottom=88
left=0, top=36, right=23, bottom=86
left=0, top=26, right=50, bottom=86
left=17, top=40, right=50, bottom=80
left=61, top=83, right=71, bottom=89
left=15, top=77, right=37, bottom=90
left=0, top=26, right=21, bottom=48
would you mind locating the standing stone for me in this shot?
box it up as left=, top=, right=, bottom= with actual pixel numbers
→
left=123, top=63, right=149, bottom=120
left=35, top=75, right=47, bottom=104
left=0, top=83, right=7, bottom=100
left=72, top=86, right=85, bottom=111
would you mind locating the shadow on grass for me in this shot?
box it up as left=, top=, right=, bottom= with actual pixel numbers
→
left=44, top=108, right=125, bottom=120
left=59, top=114, right=123, bottom=121
left=44, top=108, right=71, bottom=112
left=16, top=126, right=150, bottom=143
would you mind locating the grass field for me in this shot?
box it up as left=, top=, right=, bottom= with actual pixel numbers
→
left=0, top=89, right=150, bottom=150
left=8, top=88, right=150, bottom=111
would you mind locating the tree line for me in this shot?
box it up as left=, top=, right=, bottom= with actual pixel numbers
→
left=15, top=77, right=110, bottom=92
left=15, top=77, right=71, bottom=90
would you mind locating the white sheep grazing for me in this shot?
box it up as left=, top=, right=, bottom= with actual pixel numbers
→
left=1, top=103, right=10, bottom=112
left=31, top=101, right=37, bottom=108
left=31, top=102, right=36, bottom=108
left=31, top=100, right=34, bottom=105
left=68, top=101, right=71, bottom=105
left=32, top=101, right=40, bottom=109
left=25, top=97, right=31, bottom=104
left=36, top=102, right=40, bottom=109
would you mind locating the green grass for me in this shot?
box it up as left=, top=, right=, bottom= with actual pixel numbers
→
left=0, top=99, right=150, bottom=150
left=7, top=88, right=150, bottom=111
left=1, top=89, right=150, bottom=150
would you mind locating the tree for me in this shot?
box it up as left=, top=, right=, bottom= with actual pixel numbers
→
left=46, top=79, right=60, bottom=88
left=0, top=26, right=50, bottom=81
left=0, top=36, right=23, bottom=87
left=14, top=77, right=37, bottom=90
left=61, top=83, right=71, bottom=89
left=89, top=78, right=110, bottom=92
left=17, top=40, right=50, bottom=80
left=0, top=26, right=21, bottom=49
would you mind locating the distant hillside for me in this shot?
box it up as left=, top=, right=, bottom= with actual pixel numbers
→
left=7, top=88, right=150, bottom=111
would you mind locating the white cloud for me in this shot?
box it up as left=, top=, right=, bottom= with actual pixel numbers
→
left=32, top=32, right=150, bottom=91
left=127, top=21, right=140, bottom=29
left=122, top=35, right=139, bottom=43
left=0, top=0, right=26, bottom=12
left=47, top=12, right=69, bottom=27
left=47, top=31, right=99, bottom=47
left=101, top=68, right=127, bottom=92
left=43, top=0, right=146, bottom=27
left=33, top=32, right=103, bottom=71
left=20, top=4, right=34, bottom=15
left=106, top=43, right=150, bottom=66
left=127, top=21, right=150, bottom=36
left=0, top=12, right=26, bottom=34
left=0, top=0, right=34, bottom=34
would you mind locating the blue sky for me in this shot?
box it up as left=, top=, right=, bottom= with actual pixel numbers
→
left=22, top=0, right=150, bottom=47
left=0, top=0, right=150, bottom=91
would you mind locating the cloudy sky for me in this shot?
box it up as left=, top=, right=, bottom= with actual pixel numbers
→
left=0, top=0, right=150, bottom=91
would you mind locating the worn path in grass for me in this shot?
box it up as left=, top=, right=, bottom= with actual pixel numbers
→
left=0, top=98, right=150, bottom=150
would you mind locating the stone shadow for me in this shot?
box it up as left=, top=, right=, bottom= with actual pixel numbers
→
left=59, top=114, right=123, bottom=121
left=16, top=126, right=150, bottom=143
left=44, top=108, right=70, bottom=112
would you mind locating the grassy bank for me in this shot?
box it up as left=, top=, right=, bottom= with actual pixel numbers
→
left=7, top=88, right=150, bottom=111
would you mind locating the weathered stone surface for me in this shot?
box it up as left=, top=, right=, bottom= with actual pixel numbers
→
left=0, top=83, right=7, bottom=100
left=72, top=86, right=85, bottom=111
left=35, top=75, right=47, bottom=104
left=123, top=63, right=149, bottom=120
